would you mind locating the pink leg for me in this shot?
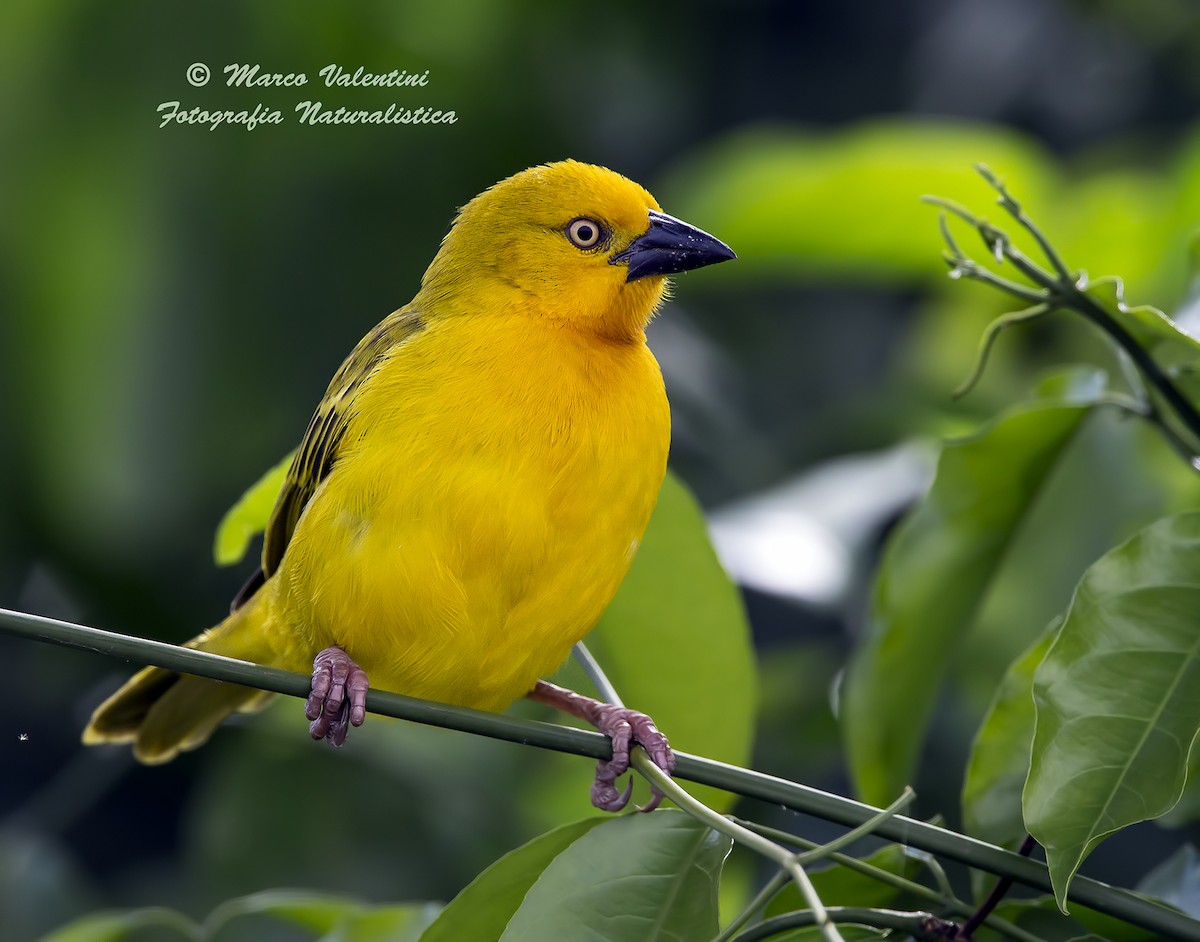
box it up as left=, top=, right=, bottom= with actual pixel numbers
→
left=528, top=680, right=676, bottom=812
left=306, top=646, right=370, bottom=746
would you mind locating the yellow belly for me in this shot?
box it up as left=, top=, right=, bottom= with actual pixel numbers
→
left=268, top=314, right=669, bottom=711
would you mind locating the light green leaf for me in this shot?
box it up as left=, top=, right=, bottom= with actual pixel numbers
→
left=204, top=889, right=365, bottom=935
left=498, top=811, right=730, bottom=942
left=764, top=844, right=923, bottom=918
left=39, top=908, right=199, bottom=942
left=664, top=119, right=1055, bottom=285
left=843, top=377, right=1102, bottom=805
left=1025, top=511, right=1200, bottom=910
left=321, top=904, right=441, bottom=942
left=213, top=449, right=295, bottom=566
left=418, top=817, right=605, bottom=942
left=962, top=618, right=1060, bottom=847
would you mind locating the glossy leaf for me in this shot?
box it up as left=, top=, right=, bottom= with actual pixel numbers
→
left=843, top=379, right=1101, bottom=805
left=962, top=618, right=1059, bottom=847
left=418, top=817, right=606, bottom=942
left=1025, top=511, right=1200, bottom=910
left=497, top=811, right=730, bottom=941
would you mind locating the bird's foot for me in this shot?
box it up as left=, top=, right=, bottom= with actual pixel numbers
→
left=306, top=646, right=369, bottom=746
left=529, top=681, right=676, bottom=813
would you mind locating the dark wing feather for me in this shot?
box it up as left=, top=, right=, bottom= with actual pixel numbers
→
left=260, top=308, right=425, bottom=578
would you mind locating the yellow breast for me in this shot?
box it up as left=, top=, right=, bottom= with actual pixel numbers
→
left=272, top=313, right=670, bottom=710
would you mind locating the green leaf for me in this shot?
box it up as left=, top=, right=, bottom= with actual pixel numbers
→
left=1025, top=511, right=1200, bottom=910
left=535, top=471, right=757, bottom=816
left=843, top=378, right=1102, bottom=805
left=418, top=817, right=606, bottom=942
left=663, top=119, right=1056, bottom=285
left=39, top=908, right=199, bottom=942
left=204, top=889, right=365, bottom=935
left=962, top=618, right=1060, bottom=847
left=321, top=904, right=441, bottom=942
left=212, top=449, right=294, bottom=566
left=497, top=810, right=730, bottom=942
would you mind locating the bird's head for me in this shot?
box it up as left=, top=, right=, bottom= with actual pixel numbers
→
left=418, top=160, right=734, bottom=342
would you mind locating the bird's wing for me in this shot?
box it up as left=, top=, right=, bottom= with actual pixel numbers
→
left=261, top=307, right=426, bottom=577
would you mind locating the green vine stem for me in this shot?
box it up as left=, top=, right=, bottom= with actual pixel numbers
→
left=2, top=606, right=1197, bottom=940
left=712, top=790, right=916, bottom=942
left=923, top=164, right=1200, bottom=452
left=729, top=907, right=954, bottom=942
left=733, top=819, right=1048, bottom=942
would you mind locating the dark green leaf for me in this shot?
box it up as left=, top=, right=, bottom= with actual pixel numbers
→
left=497, top=810, right=730, bottom=942
left=418, top=817, right=605, bottom=942
left=1025, top=511, right=1200, bottom=909
left=843, top=383, right=1100, bottom=804
left=962, top=618, right=1059, bottom=847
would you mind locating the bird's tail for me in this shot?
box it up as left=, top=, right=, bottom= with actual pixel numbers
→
left=82, top=598, right=279, bottom=763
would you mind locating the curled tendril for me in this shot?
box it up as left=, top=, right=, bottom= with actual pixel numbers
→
left=953, top=303, right=1053, bottom=400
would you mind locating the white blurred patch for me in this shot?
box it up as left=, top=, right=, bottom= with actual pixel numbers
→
left=706, top=442, right=935, bottom=608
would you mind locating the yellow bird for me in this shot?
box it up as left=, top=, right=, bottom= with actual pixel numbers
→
left=83, top=160, right=734, bottom=810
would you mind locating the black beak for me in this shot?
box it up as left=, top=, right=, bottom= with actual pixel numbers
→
left=611, top=210, right=736, bottom=282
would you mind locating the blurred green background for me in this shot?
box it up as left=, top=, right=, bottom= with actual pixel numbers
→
left=5, top=0, right=1200, bottom=939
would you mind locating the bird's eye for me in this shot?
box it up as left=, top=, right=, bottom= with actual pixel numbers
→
left=566, top=217, right=605, bottom=250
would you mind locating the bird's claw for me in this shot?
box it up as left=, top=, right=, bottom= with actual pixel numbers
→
left=306, top=646, right=369, bottom=746
left=591, top=704, right=676, bottom=813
